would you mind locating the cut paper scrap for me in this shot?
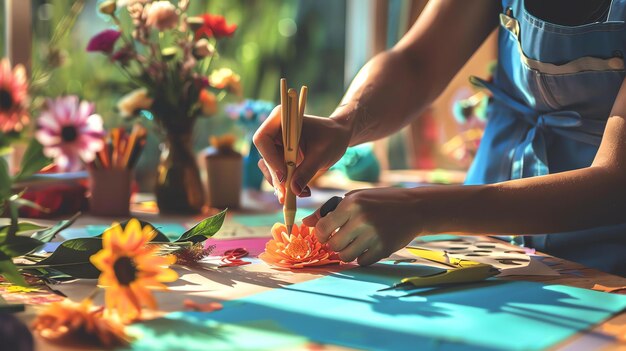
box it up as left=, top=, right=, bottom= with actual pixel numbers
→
left=408, top=235, right=559, bottom=276
left=232, top=208, right=315, bottom=227
left=593, top=284, right=626, bottom=294
left=204, top=237, right=269, bottom=257
left=153, top=262, right=626, bottom=351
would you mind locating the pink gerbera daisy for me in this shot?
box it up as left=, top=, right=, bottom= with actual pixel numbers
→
left=0, top=58, right=29, bottom=133
left=35, top=96, right=105, bottom=172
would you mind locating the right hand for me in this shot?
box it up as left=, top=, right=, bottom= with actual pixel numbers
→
left=253, top=106, right=352, bottom=204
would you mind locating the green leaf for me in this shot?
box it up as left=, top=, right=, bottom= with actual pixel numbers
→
left=1, top=222, right=48, bottom=244
left=0, top=236, right=44, bottom=257
left=0, top=260, right=28, bottom=286
left=14, top=222, right=48, bottom=234
left=176, top=209, right=227, bottom=243
left=0, top=157, right=11, bottom=200
left=30, top=212, right=81, bottom=243
left=13, top=138, right=52, bottom=182
left=26, top=238, right=103, bottom=279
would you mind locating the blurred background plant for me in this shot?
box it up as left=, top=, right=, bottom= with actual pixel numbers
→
left=0, top=0, right=346, bottom=191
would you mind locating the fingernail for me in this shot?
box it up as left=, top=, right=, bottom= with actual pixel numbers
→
left=276, top=171, right=285, bottom=183
left=299, top=187, right=311, bottom=197
left=294, top=179, right=305, bottom=195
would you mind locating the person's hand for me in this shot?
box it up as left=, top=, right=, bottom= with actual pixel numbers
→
left=253, top=106, right=352, bottom=203
left=302, top=187, right=425, bottom=266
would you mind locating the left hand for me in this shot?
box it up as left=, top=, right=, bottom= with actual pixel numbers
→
left=302, top=187, right=426, bottom=266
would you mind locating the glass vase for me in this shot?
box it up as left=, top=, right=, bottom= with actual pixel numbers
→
left=155, top=131, right=205, bottom=214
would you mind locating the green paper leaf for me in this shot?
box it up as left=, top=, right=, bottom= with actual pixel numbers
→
left=13, top=138, right=52, bottom=182
left=30, top=212, right=81, bottom=243
left=27, top=237, right=103, bottom=279
left=0, top=157, right=11, bottom=200
left=0, top=259, right=28, bottom=286
left=0, top=236, right=44, bottom=257
left=176, top=209, right=227, bottom=243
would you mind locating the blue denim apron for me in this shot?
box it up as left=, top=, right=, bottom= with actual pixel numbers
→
left=465, top=0, right=626, bottom=275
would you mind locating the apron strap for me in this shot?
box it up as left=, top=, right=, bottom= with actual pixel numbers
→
left=471, top=76, right=606, bottom=178
left=607, top=0, right=626, bottom=22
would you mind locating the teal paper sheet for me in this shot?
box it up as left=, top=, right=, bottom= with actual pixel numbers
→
left=232, top=208, right=315, bottom=227
left=129, top=263, right=626, bottom=351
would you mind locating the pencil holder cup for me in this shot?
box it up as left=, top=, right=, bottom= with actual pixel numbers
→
left=88, top=169, right=133, bottom=217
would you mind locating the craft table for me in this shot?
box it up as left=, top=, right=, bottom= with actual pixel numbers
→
left=7, top=188, right=626, bottom=351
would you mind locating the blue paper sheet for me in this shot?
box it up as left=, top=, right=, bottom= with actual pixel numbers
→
left=129, top=263, right=626, bottom=350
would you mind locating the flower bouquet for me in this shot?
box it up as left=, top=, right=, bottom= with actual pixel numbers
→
left=89, top=0, right=241, bottom=213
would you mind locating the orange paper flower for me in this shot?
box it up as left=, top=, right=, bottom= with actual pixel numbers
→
left=90, top=219, right=178, bottom=322
left=260, top=223, right=341, bottom=269
left=32, top=299, right=130, bottom=347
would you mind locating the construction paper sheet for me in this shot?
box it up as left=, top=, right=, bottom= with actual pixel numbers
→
left=126, top=317, right=309, bottom=351
left=133, top=263, right=626, bottom=351
left=409, top=236, right=559, bottom=276
left=59, top=227, right=93, bottom=240
left=204, top=237, right=270, bottom=257
left=212, top=222, right=272, bottom=239
left=232, top=208, right=315, bottom=227
left=86, top=223, right=188, bottom=241
left=417, top=234, right=461, bottom=242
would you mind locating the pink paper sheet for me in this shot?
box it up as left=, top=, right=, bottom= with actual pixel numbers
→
left=204, top=237, right=270, bottom=257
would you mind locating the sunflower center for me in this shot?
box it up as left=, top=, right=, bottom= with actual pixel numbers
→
left=285, top=237, right=309, bottom=259
left=61, top=126, right=78, bottom=142
left=113, top=256, right=137, bottom=286
left=0, top=89, right=14, bottom=110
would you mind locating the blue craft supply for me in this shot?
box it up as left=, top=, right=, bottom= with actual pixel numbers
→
left=132, top=262, right=626, bottom=351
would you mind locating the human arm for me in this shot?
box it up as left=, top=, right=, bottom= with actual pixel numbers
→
left=304, top=78, right=626, bottom=266
left=254, top=0, right=500, bottom=199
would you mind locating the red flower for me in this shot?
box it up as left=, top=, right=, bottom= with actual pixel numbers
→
left=87, top=29, right=121, bottom=54
left=195, top=14, right=237, bottom=39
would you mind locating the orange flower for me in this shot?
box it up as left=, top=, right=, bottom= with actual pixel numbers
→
left=209, top=68, right=242, bottom=97
left=0, top=58, right=29, bottom=133
left=90, top=219, right=178, bottom=322
left=32, top=298, right=130, bottom=347
left=199, top=89, right=217, bottom=116
left=259, top=223, right=341, bottom=269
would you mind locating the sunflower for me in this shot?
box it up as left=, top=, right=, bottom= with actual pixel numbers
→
left=90, top=219, right=178, bottom=322
left=259, top=223, right=341, bottom=269
left=0, top=58, right=29, bottom=133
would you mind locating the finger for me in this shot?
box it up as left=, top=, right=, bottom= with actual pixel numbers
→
left=338, top=233, right=374, bottom=263
left=314, top=202, right=351, bottom=243
left=257, top=159, right=273, bottom=186
left=356, top=246, right=384, bottom=266
left=259, top=159, right=285, bottom=203
left=291, top=156, right=322, bottom=196
left=253, top=106, right=286, bottom=177
left=304, top=195, right=343, bottom=227
left=302, top=210, right=320, bottom=227
left=327, top=219, right=365, bottom=252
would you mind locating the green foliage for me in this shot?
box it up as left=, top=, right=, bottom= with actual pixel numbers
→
left=18, top=210, right=228, bottom=279
left=176, top=209, right=227, bottom=243
left=13, top=138, right=53, bottom=182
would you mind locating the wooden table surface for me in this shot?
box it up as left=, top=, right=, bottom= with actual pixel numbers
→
left=9, top=187, right=626, bottom=350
